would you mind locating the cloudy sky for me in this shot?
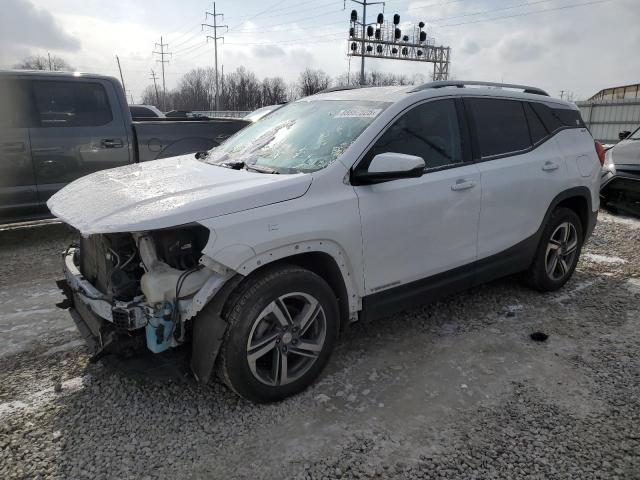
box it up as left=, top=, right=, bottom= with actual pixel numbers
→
left=1, top=0, right=638, bottom=102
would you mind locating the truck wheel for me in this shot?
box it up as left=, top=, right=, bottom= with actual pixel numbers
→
left=525, top=207, right=583, bottom=292
left=218, top=265, right=339, bottom=403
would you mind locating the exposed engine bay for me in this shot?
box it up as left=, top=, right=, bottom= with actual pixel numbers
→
left=60, top=225, right=230, bottom=357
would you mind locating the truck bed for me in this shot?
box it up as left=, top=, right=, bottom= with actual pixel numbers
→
left=133, top=118, right=250, bottom=162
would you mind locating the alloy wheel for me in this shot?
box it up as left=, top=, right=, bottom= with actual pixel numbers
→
left=544, top=221, right=579, bottom=281
left=246, top=292, right=327, bottom=386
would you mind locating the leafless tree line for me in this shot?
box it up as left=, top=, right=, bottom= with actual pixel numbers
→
left=11, top=54, right=428, bottom=111
left=141, top=67, right=429, bottom=112
left=13, top=54, right=72, bottom=72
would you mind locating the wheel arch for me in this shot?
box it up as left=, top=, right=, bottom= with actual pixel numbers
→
left=546, top=186, right=595, bottom=240
left=233, top=241, right=361, bottom=328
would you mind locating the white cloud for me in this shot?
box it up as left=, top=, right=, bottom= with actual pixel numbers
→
left=496, top=32, right=546, bottom=63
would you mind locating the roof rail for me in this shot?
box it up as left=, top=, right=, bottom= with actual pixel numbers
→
left=409, top=80, right=549, bottom=97
left=316, top=85, right=362, bottom=94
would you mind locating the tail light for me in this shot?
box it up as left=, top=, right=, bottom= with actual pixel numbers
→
left=595, top=141, right=606, bottom=166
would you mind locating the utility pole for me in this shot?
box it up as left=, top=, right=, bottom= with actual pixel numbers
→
left=150, top=69, right=160, bottom=106
left=560, top=90, right=566, bottom=100
left=116, top=55, right=127, bottom=101
left=202, top=2, right=228, bottom=111
left=153, top=36, right=171, bottom=111
left=221, top=64, right=225, bottom=110
left=348, top=0, right=385, bottom=85
left=48, top=52, right=52, bottom=71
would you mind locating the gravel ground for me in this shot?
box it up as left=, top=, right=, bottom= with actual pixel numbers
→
left=0, top=212, right=639, bottom=480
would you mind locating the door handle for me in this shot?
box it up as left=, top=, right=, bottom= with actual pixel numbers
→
left=101, top=139, right=124, bottom=149
left=2, top=142, right=25, bottom=153
left=451, top=179, right=476, bottom=191
left=542, top=161, right=560, bottom=172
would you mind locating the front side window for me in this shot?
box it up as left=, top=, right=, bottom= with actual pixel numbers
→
left=467, top=98, right=531, bottom=158
left=32, top=81, right=113, bottom=127
left=364, top=99, right=463, bottom=170
left=204, top=99, right=390, bottom=173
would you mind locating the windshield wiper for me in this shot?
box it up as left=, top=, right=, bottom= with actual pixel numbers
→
left=244, top=163, right=280, bottom=174
left=214, top=160, right=245, bottom=170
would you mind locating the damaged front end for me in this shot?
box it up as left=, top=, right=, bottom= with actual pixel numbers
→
left=58, top=225, right=233, bottom=362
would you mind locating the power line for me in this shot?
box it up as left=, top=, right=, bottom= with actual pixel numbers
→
left=153, top=36, right=172, bottom=111
left=227, top=0, right=290, bottom=32
left=436, top=0, right=616, bottom=27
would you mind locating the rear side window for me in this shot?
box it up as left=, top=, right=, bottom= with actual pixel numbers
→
left=523, top=102, right=548, bottom=144
left=529, top=102, right=584, bottom=133
left=32, top=81, right=113, bottom=127
left=466, top=98, right=530, bottom=158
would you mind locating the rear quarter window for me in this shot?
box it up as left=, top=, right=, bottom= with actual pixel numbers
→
left=529, top=102, right=584, bottom=133
left=466, top=98, right=531, bottom=158
left=32, top=80, right=113, bottom=127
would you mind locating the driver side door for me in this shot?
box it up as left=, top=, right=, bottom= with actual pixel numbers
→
left=353, top=98, right=481, bottom=306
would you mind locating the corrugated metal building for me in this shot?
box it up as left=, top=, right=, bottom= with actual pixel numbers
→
left=576, top=83, right=640, bottom=144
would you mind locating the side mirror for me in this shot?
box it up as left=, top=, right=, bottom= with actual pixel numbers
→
left=351, top=152, right=425, bottom=185
left=619, top=131, right=631, bottom=140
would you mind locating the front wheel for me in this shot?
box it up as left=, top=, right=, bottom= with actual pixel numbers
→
left=525, top=207, right=584, bottom=292
left=218, top=265, right=339, bottom=403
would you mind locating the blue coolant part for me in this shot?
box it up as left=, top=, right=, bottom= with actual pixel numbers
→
left=145, top=314, right=174, bottom=354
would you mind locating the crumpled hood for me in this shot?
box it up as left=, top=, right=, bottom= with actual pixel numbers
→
left=611, top=139, right=640, bottom=166
left=47, top=155, right=312, bottom=235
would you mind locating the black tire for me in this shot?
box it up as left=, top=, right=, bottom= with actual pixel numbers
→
left=217, top=264, right=339, bottom=403
left=525, top=207, right=583, bottom=292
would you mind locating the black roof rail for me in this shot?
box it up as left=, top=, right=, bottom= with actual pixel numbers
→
left=409, top=80, right=549, bottom=97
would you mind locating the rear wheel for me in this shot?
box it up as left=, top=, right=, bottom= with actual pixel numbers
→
left=218, top=265, right=339, bottom=402
left=525, top=207, right=583, bottom=292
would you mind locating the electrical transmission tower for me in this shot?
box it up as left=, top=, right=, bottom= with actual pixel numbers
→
left=202, top=2, right=228, bottom=111
left=150, top=69, right=160, bottom=106
left=153, top=36, right=172, bottom=111
left=347, top=8, right=451, bottom=82
left=347, top=0, right=385, bottom=85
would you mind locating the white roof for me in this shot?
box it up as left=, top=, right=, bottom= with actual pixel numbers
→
left=301, top=83, right=575, bottom=109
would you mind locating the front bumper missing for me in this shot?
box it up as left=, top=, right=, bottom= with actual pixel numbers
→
left=58, top=246, right=233, bottom=359
left=57, top=248, right=148, bottom=355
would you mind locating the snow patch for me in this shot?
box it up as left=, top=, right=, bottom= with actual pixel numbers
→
left=582, top=253, right=627, bottom=265
left=0, top=375, right=90, bottom=421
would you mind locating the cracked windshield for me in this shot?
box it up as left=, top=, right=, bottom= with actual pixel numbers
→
left=204, top=100, right=390, bottom=173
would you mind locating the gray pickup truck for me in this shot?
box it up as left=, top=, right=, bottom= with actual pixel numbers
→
left=0, top=70, right=250, bottom=223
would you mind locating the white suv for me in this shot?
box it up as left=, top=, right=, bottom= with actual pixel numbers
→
left=50, top=81, right=600, bottom=402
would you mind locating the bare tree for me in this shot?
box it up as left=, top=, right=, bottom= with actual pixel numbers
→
left=14, top=54, right=72, bottom=71
left=221, top=67, right=262, bottom=111
left=298, top=68, right=330, bottom=97
left=261, top=77, right=288, bottom=105
left=177, top=68, right=215, bottom=111
left=335, top=70, right=412, bottom=87
left=140, top=85, right=159, bottom=107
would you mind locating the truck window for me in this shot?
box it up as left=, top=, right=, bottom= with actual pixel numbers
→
left=32, top=81, right=113, bottom=127
left=0, top=80, right=32, bottom=128
left=466, top=98, right=531, bottom=158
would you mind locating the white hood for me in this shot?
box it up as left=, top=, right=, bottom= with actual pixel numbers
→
left=47, top=155, right=312, bottom=235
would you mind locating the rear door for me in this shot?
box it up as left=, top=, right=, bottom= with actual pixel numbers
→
left=466, top=97, right=567, bottom=260
left=0, top=78, right=39, bottom=221
left=28, top=78, right=131, bottom=203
